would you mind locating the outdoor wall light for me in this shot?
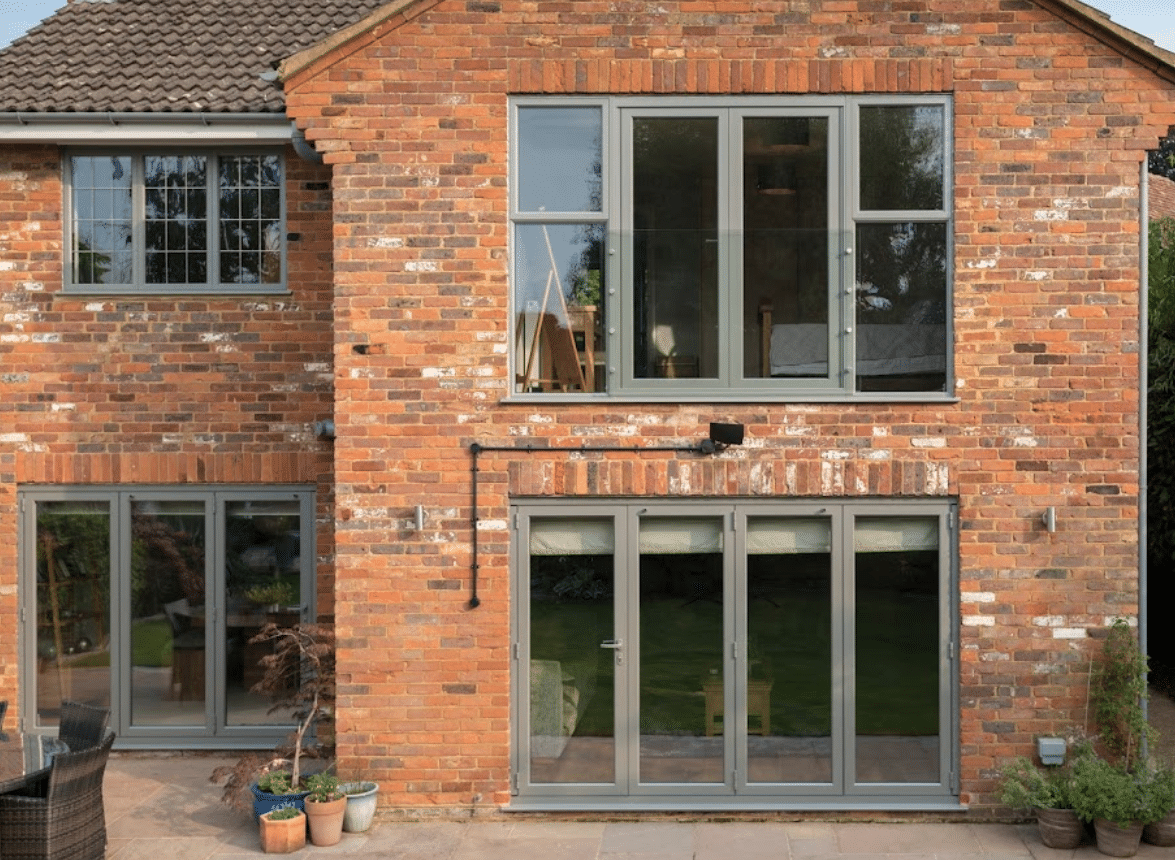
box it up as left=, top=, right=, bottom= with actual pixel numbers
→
left=702, top=422, right=745, bottom=453
left=1042, top=506, right=1057, bottom=533
left=1038, top=737, right=1066, bottom=766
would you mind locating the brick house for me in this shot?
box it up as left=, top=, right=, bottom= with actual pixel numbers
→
left=2, top=0, right=1174, bottom=816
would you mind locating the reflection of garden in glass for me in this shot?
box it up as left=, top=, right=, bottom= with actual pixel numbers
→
left=529, top=553, right=615, bottom=738
left=529, top=549, right=939, bottom=739
left=855, top=548, right=939, bottom=737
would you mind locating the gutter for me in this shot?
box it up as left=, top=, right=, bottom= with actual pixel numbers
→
left=0, top=112, right=294, bottom=144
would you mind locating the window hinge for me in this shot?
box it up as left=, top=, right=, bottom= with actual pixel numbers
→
left=510, top=771, right=519, bottom=795
left=512, top=642, right=519, bottom=661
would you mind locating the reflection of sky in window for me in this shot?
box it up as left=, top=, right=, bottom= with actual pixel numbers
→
left=517, top=107, right=602, bottom=213
left=515, top=224, right=601, bottom=309
left=71, top=156, right=133, bottom=283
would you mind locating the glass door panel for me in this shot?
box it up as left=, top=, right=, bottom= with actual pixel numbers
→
left=527, top=518, right=617, bottom=785
left=224, top=500, right=304, bottom=727
left=638, top=516, right=725, bottom=785
left=742, top=116, right=831, bottom=380
left=632, top=117, right=720, bottom=380
left=34, top=501, right=112, bottom=726
left=129, top=499, right=208, bottom=728
left=853, top=516, right=941, bottom=784
left=745, top=517, right=833, bottom=785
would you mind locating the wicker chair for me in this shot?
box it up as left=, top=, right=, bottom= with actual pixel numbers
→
left=56, top=702, right=109, bottom=752
left=0, top=731, right=115, bottom=860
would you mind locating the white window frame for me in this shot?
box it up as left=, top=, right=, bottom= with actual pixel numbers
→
left=63, top=148, right=287, bottom=295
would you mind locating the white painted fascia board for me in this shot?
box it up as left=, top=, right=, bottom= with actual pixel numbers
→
left=0, top=113, right=293, bottom=144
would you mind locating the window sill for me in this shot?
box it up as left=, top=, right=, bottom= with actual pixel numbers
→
left=503, top=393, right=961, bottom=406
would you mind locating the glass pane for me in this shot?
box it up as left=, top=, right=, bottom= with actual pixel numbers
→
left=71, top=156, right=133, bottom=284
left=130, top=500, right=206, bottom=727
left=219, top=154, right=283, bottom=284
left=854, top=516, right=940, bottom=784
left=855, top=222, right=947, bottom=393
left=859, top=106, right=944, bottom=211
left=35, top=501, right=111, bottom=728
left=528, top=518, right=615, bottom=784
left=517, top=106, right=602, bottom=213
left=144, top=155, right=208, bottom=284
left=746, top=517, right=832, bottom=784
left=743, top=117, right=831, bottom=379
left=514, top=223, right=605, bottom=393
left=639, top=517, right=724, bottom=784
left=633, top=117, right=719, bottom=380
left=225, top=500, right=303, bottom=728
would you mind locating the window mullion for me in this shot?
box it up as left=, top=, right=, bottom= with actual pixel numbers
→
left=208, top=154, right=219, bottom=287
left=132, top=155, right=145, bottom=286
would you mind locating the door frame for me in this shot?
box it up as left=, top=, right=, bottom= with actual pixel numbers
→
left=18, top=485, right=316, bottom=748
left=510, top=498, right=959, bottom=810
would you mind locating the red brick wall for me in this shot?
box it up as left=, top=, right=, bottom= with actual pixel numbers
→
left=0, top=144, right=338, bottom=700
left=281, top=0, right=1175, bottom=815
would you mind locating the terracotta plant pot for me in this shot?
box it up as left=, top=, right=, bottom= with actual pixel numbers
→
left=1035, top=807, right=1084, bottom=849
left=259, top=810, right=306, bottom=854
left=1093, top=819, right=1144, bottom=857
left=340, top=781, right=380, bottom=833
left=1143, top=808, right=1175, bottom=847
left=305, top=795, right=347, bottom=846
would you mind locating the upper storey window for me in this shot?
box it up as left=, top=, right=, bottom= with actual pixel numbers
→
left=66, top=152, right=285, bottom=293
left=510, top=97, right=951, bottom=399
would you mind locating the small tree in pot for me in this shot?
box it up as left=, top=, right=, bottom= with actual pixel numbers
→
left=211, top=622, right=336, bottom=817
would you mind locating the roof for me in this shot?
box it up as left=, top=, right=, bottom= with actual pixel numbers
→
left=0, top=0, right=392, bottom=114
left=2, top=0, right=1174, bottom=117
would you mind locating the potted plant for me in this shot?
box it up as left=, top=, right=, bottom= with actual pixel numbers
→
left=999, top=754, right=1083, bottom=849
left=210, top=622, right=336, bottom=819
left=1141, top=761, right=1175, bottom=847
left=1070, top=753, right=1174, bottom=857
left=250, top=770, right=311, bottom=821
left=303, top=771, right=346, bottom=846
left=258, top=806, right=306, bottom=854
left=339, top=780, right=380, bottom=833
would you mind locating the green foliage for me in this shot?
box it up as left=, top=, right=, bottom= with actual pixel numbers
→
left=264, top=806, right=302, bottom=821
left=1071, top=754, right=1175, bottom=827
left=999, top=756, right=1074, bottom=810
left=304, top=771, right=342, bottom=803
left=1091, top=619, right=1153, bottom=770
left=1150, top=218, right=1175, bottom=574
left=257, top=771, right=294, bottom=795
left=244, top=580, right=296, bottom=607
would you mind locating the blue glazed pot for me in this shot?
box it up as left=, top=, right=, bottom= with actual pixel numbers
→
left=250, top=783, right=311, bottom=822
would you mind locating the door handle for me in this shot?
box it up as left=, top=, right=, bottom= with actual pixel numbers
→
left=600, top=639, right=623, bottom=664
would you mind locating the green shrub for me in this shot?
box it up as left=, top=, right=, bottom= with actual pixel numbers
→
left=998, top=756, right=1074, bottom=810
left=265, top=806, right=302, bottom=821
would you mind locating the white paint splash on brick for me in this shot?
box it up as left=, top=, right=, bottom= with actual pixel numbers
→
left=1033, top=615, right=1065, bottom=627
left=369, top=236, right=404, bottom=248
left=1107, top=186, right=1133, bottom=198
left=1053, top=628, right=1087, bottom=639
left=912, top=436, right=946, bottom=448
left=982, top=651, right=1011, bottom=662
left=963, top=615, right=995, bottom=626
left=32, top=333, right=60, bottom=343
left=50, top=403, right=76, bottom=412
left=1024, top=271, right=1049, bottom=281
left=967, top=256, right=999, bottom=269
left=962, top=591, right=996, bottom=603
left=405, top=260, right=438, bottom=272
left=200, top=332, right=231, bottom=343
left=304, top=362, right=330, bottom=373
left=421, top=367, right=456, bottom=378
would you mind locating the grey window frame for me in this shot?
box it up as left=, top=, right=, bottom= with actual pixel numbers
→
left=509, top=498, right=959, bottom=810
left=63, top=148, right=288, bottom=295
left=508, top=95, right=954, bottom=401
left=17, top=485, right=315, bottom=748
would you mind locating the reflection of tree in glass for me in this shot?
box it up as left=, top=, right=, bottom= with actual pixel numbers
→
left=218, top=155, right=283, bottom=285
left=74, top=237, right=112, bottom=285
left=144, top=155, right=207, bottom=284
